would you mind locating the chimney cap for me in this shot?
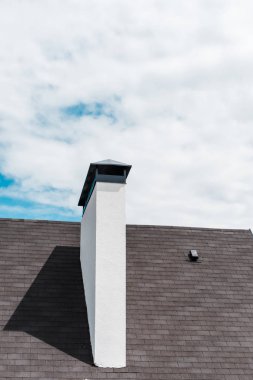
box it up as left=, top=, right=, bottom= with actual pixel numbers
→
left=78, top=159, right=131, bottom=207
left=93, top=159, right=130, bottom=166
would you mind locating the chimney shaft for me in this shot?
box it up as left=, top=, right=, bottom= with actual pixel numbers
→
left=78, top=160, right=131, bottom=368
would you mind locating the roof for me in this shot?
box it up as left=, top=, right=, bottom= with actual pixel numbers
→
left=1, top=218, right=253, bottom=379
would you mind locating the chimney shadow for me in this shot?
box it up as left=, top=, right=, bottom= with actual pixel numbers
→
left=4, top=246, right=93, bottom=365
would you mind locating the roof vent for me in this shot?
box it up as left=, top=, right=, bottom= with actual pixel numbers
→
left=188, top=249, right=199, bottom=262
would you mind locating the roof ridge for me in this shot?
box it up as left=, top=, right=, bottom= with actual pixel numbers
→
left=0, top=217, right=80, bottom=225
left=127, top=223, right=251, bottom=233
left=0, top=218, right=251, bottom=234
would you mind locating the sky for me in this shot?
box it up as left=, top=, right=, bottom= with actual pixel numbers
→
left=0, top=0, right=253, bottom=229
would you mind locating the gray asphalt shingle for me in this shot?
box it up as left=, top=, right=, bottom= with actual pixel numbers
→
left=1, top=218, right=253, bottom=379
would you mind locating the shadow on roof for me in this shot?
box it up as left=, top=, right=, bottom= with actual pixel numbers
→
left=4, top=246, right=93, bottom=365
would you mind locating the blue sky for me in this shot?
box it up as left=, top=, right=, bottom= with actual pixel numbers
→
left=0, top=174, right=15, bottom=188
left=0, top=0, right=253, bottom=229
left=61, top=102, right=116, bottom=123
left=0, top=173, right=79, bottom=221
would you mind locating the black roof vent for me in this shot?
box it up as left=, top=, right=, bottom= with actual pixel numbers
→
left=188, top=249, right=199, bottom=262
left=78, top=159, right=131, bottom=209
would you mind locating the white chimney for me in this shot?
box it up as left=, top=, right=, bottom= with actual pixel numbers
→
left=78, top=159, right=131, bottom=368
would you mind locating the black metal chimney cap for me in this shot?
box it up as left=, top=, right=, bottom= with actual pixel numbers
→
left=78, top=159, right=132, bottom=207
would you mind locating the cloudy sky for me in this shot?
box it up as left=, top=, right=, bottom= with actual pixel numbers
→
left=0, top=0, right=253, bottom=229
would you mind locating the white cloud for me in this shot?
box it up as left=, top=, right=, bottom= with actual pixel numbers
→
left=0, top=0, right=253, bottom=229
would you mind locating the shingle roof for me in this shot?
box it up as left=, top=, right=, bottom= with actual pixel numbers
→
left=1, top=218, right=253, bottom=379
